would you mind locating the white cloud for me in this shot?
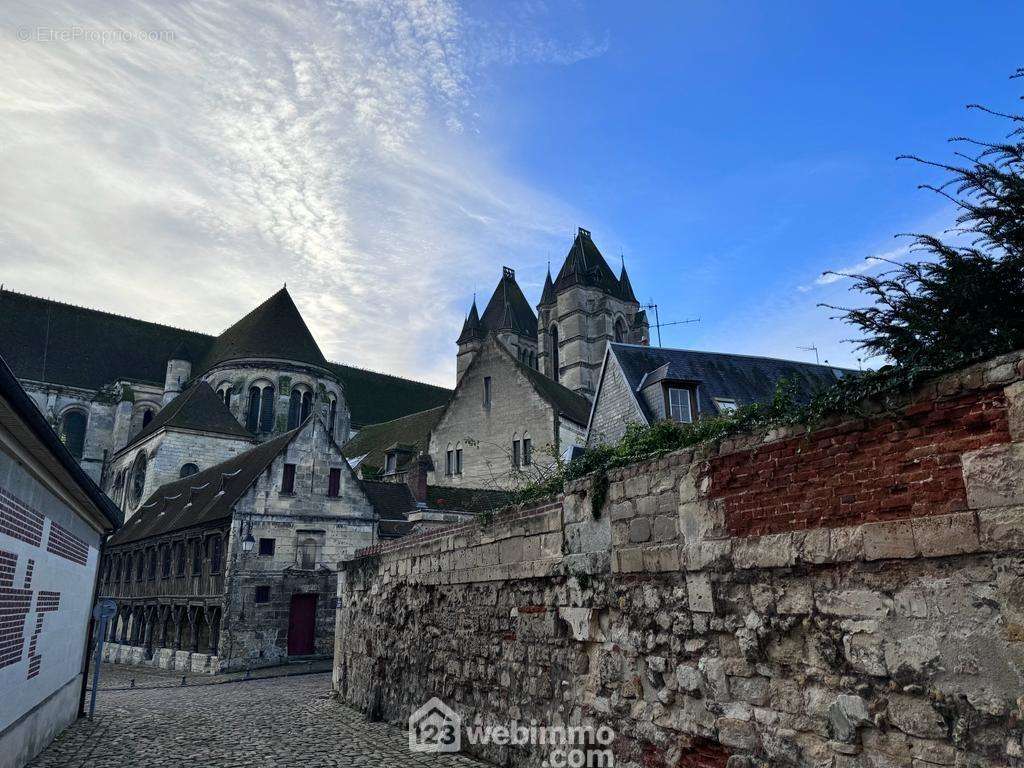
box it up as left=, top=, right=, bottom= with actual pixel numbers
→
left=813, top=243, right=911, bottom=286
left=0, top=0, right=594, bottom=387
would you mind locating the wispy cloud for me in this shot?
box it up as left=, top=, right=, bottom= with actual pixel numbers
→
left=811, top=242, right=912, bottom=287
left=0, top=0, right=596, bottom=386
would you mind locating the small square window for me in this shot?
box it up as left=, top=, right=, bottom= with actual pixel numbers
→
left=258, top=538, right=275, bottom=556
left=254, top=585, right=271, bottom=604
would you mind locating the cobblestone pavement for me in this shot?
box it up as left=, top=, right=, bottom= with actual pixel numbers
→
left=88, top=658, right=334, bottom=690
left=31, top=673, right=487, bottom=768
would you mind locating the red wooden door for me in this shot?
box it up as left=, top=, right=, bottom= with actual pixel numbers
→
left=287, top=593, right=317, bottom=655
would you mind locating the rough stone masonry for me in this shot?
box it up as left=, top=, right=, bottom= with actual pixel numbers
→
left=334, top=351, right=1024, bottom=768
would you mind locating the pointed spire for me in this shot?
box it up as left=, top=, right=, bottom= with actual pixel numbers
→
left=539, top=267, right=555, bottom=306
left=457, top=299, right=484, bottom=344
left=618, top=264, right=638, bottom=303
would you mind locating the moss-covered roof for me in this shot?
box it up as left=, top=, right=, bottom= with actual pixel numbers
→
left=341, top=405, right=447, bottom=475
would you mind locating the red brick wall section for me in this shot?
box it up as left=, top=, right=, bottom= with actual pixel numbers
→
left=677, top=741, right=731, bottom=768
left=709, top=388, right=1011, bottom=538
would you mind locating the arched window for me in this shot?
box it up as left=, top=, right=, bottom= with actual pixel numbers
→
left=550, top=325, right=560, bottom=382
left=246, top=383, right=275, bottom=434
left=522, top=432, right=533, bottom=466
left=142, top=409, right=155, bottom=428
left=180, top=463, right=199, bottom=478
left=328, top=397, right=338, bottom=438
left=128, top=452, right=148, bottom=509
left=455, top=442, right=463, bottom=476
left=445, top=443, right=454, bottom=477
left=512, top=432, right=520, bottom=468
left=60, top=410, right=87, bottom=459
left=614, top=317, right=628, bottom=343
left=287, top=387, right=314, bottom=429
left=217, top=383, right=233, bottom=408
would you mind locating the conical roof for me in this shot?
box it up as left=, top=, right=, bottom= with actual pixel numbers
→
left=539, top=268, right=556, bottom=306
left=197, top=287, right=328, bottom=374
left=618, top=265, right=638, bottom=303
left=478, top=267, right=537, bottom=339
left=553, top=228, right=621, bottom=295
left=456, top=301, right=485, bottom=344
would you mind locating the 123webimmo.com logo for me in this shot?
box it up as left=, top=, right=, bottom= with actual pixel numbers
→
left=409, top=697, right=615, bottom=767
left=408, top=697, right=461, bottom=753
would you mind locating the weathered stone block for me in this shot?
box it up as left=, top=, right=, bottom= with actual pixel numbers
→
left=828, top=694, right=870, bottom=743
left=628, top=517, right=651, bottom=543
left=614, top=547, right=644, bottom=573
left=733, top=533, right=795, bottom=569
left=962, top=443, right=1024, bottom=509
left=912, top=512, right=978, bottom=558
left=643, top=544, right=681, bottom=573
left=978, top=506, right=1024, bottom=551
left=887, top=694, right=946, bottom=739
left=686, top=572, right=715, bottom=613
left=830, top=525, right=864, bottom=562
left=817, top=589, right=891, bottom=618
left=624, top=474, right=650, bottom=499
left=863, top=520, right=916, bottom=561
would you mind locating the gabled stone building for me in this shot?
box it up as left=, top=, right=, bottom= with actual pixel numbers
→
left=98, top=414, right=378, bottom=672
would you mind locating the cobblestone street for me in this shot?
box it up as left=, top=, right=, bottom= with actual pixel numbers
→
left=30, top=672, right=485, bottom=768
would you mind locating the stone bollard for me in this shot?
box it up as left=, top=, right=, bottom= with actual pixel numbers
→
left=180, top=675, right=187, bottom=686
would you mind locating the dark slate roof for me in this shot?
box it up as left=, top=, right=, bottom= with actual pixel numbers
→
left=426, top=485, right=512, bottom=514
left=109, top=426, right=302, bottom=546
left=539, top=268, right=556, bottom=306
left=197, top=287, right=328, bottom=374
left=457, top=301, right=484, bottom=344
left=608, top=343, right=855, bottom=420
left=341, top=406, right=446, bottom=475
left=0, top=289, right=451, bottom=429
left=478, top=267, right=538, bottom=339
left=553, top=228, right=622, bottom=297
left=618, top=265, right=638, bottom=303
left=0, top=353, right=121, bottom=530
left=0, top=289, right=214, bottom=389
left=358, top=480, right=416, bottom=538
left=124, top=381, right=253, bottom=450
left=489, top=336, right=591, bottom=426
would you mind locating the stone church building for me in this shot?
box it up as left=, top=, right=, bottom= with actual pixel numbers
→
left=348, top=227, right=650, bottom=490
left=0, top=286, right=451, bottom=671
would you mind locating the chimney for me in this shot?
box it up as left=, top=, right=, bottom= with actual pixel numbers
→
left=405, top=453, right=430, bottom=503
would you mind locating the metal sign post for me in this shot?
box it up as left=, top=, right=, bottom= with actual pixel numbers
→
left=89, top=599, right=117, bottom=719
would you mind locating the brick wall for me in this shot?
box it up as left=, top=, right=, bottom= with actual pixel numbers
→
left=709, top=387, right=1011, bottom=537
left=336, top=351, right=1024, bottom=768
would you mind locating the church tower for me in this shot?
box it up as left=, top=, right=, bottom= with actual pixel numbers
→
left=456, top=267, right=539, bottom=381
left=537, top=228, right=649, bottom=399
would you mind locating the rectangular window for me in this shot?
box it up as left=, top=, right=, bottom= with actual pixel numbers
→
left=523, top=438, right=532, bottom=466
left=384, top=453, right=397, bottom=475
left=668, top=387, right=693, bottom=423
left=483, top=376, right=492, bottom=407
left=161, top=547, right=171, bottom=579
left=281, top=463, right=296, bottom=494
left=445, top=450, right=454, bottom=477
left=327, top=467, right=342, bottom=497
left=175, top=543, right=185, bottom=576
left=191, top=540, right=202, bottom=575
left=254, top=586, right=270, bottom=604
left=147, top=550, right=157, bottom=581
left=512, top=439, right=520, bottom=468
left=209, top=536, right=223, bottom=573
left=455, top=448, right=463, bottom=475
left=714, top=397, right=738, bottom=414
left=258, top=538, right=276, bottom=556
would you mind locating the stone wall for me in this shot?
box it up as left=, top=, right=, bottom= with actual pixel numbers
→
left=335, top=351, right=1024, bottom=768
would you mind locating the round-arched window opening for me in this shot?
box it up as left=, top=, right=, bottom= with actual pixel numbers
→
left=142, top=409, right=155, bottom=428
left=60, top=410, right=87, bottom=459
left=128, top=452, right=148, bottom=509
left=180, top=463, right=199, bottom=478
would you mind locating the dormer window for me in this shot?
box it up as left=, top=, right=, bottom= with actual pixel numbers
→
left=667, top=386, right=694, bottom=423
left=714, top=397, right=738, bottom=414
left=385, top=452, right=398, bottom=474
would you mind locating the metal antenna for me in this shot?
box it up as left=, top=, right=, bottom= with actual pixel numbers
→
left=798, top=345, right=820, bottom=365
left=642, top=302, right=700, bottom=347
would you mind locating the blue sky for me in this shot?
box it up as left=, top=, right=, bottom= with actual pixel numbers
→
left=1, top=1, right=1022, bottom=383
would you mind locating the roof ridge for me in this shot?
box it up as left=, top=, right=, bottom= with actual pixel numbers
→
left=327, top=360, right=451, bottom=391
left=609, top=342, right=858, bottom=371
left=353, top=404, right=448, bottom=431
left=0, top=288, right=214, bottom=339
